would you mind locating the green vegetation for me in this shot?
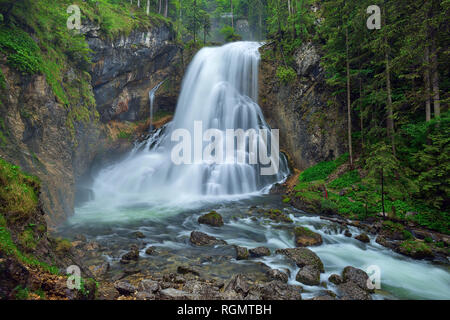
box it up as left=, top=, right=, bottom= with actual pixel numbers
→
left=0, top=158, right=39, bottom=221
left=276, top=66, right=296, bottom=84
left=299, top=154, right=348, bottom=183
left=117, top=130, right=132, bottom=140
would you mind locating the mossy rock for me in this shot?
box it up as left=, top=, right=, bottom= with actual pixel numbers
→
left=294, top=226, right=323, bottom=247
left=198, top=211, right=224, bottom=227
left=262, top=209, right=293, bottom=223
left=397, top=240, right=434, bottom=259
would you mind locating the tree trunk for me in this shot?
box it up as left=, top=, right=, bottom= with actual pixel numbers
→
left=146, top=0, right=150, bottom=15
left=159, top=0, right=162, bottom=14
left=424, top=46, right=431, bottom=122
left=346, top=27, right=353, bottom=167
left=431, top=35, right=440, bottom=118
left=230, top=0, right=234, bottom=28
left=164, top=0, right=168, bottom=17
left=384, top=3, right=396, bottom=156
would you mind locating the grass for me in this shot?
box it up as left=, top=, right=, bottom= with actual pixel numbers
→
left=0, top=158, right=40, bottom=221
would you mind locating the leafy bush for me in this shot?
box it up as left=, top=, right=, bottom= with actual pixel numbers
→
left=276, top=66, right=296, bottom=84
left=220, top=26, right=242, bottom=42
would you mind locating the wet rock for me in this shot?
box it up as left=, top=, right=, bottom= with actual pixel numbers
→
left=98, top=282, right=120, bottom=300
left=311, top=290, right=337, bottom=300
left=276, top=248, right=324, bottom=272
left=233, top=245, right=249, bottom=260
left=183, top=280, right=221, bottom=300
left=395, top=240, right=434, bottom=259
left=135, top=291, right=155, bottom=300
left=262, top=209, right=293, bottom=223
left=249, top=246, right=271, bottom=258
left=295, top=265, right=321, bottom=286
left=224, top=274, right=250, bottom=296
left=120, top=245, right=139, bottom=263
left=355, top=233, right=370, bottom=243
left=328, top=274, right=343, bottom=285
left=337, top=281, right=372, bottom=300
left=266, top=269, right=289, bottom=283
left=160, top=288, right=195, bottom=300
left=342, top=266, right=373, bottom=292
left=198, top=211, right=224, bottom=227
left=250, top=281, right=302, bottom=300
left=344, top=230, right=352, bottom=237
left=375, top=235, right=396, bottom=250
left=114, top=281, right=136, bottom=296
left=177, top=265, right=201, bottom=277
left=133, top=231, right=145, bottom=239
left=145, top=246, right=156, bottom=255
left=190, top=231, right=227, bottom=246
left=294, top=226, right=323, bottom=247
left=138, top=279, right=160, bottom=294
left=89, top=262, right=109, bottom=278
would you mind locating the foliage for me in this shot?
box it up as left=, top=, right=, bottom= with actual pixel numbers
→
left=276, top=65, right=296, bottom=84
left=299, top=153, right=348, bottom=182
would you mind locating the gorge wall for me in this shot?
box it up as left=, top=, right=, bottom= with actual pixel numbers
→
left=0, top=23, right=182, bottom=226
left=259, top=42, right=347, bottom=170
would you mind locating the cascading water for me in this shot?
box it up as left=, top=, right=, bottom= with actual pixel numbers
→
left=148, top=80, right=165, bottom=131
left=77, top=42, right=289, bottom=219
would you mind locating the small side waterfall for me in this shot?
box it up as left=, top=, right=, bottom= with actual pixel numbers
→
left=148, top=80, right=165, bottom=131
left=82, top=42, right=289, bottom=211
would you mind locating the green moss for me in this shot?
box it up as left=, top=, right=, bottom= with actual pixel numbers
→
left=18, top=228, right=38, bottom=250
left=399, top=239, right=432, bottom=256
left=282, top=197, right=291, bottom=203
left=54, top=238, right=72, bottom=254
left=117, top=130, right=132, bottom=140
left=294, top=226, right=316, bottom=238
left=262, top=209, right=293, bottom=223
left=14, top=286, right=29, bottom=300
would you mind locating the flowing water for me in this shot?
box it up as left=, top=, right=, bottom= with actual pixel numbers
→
left=63, top=42, right=450, bottom=300
left=148, top=80, right=165, bottom=131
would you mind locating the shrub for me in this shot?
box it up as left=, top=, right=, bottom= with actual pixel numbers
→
left=276, top=66, right=296, bottom=84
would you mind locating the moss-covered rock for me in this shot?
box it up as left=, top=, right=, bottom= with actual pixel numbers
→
left=198, top=211, right=224, bottom=227
left=294, top=226, right=323, bottom=247
left=262, top=209, right=293, bottom=223
left=396, top=240, right=434, bottom=259
left=233, top=245, right=249, bottom=260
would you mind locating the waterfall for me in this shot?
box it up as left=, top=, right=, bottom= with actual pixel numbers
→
left=148, top=80, right=165, bottom=131
left=84, top=42, right=289, bottom=211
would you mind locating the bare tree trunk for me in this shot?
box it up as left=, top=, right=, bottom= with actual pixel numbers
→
left=137, top=0, right=140, bottom=8
left=359, top=77, right=364, bottom=151
left=230, top=0, right=234, bottom=28
left=159, top=0, right=162, bottom=14
left=424, top=46, right=431, bottom=122
left=164, top=0, right=168, bottom=17
left=346, top=27, right=353, bottom=167
left=384, top=3, right=396, bottom=156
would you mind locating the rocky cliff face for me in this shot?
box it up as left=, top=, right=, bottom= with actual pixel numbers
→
left=0, top=24, right=182, bottom=226
left=259, top=42, right=347, bottom=170
left=85, top=23, right=182, bottom=122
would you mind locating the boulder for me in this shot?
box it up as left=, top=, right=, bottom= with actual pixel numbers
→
left=294, top=226, right=323, bottom=247
left=224, top=274, right=249, bottom=296
left=249, top=246, right=271, bottom=258
left=342, top=266, right=373, bottom=292
left=328, top=274, right=343, bottom=285
left=145, top=246, right=156, bottom=255
left=138, top=279, right=160, bottom=294
left=234, top=245, right=249, bottom=260
left=114, top=281, right=136, bottom=296
left=355, top=233, right=370, bottom=243
left=250, top=281, right=302, bottom=300
left=177, top=265, right=201, bottom=277
left=190, top=231, right=227, bottom=246
left=120, top=245, right=139, bottom=263
left=160, top=288, right=195, bottom=300
left=133, top=231, right=145, bottom=238
left=198, top=211, right=224, bottom=227
left=276, top=248, right=324, bottom=272
left=295, top=265, right=321, bottom=286
left=344, top=230, right=352, bottom=237
left=338, top=281, right=372, bottom=300
left=266, top=269, right=289, bottom=283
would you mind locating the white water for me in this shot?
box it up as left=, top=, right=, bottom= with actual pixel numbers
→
left=78, top=42, right=288, bottom=217
left=148, top=80, right=165, bottom=131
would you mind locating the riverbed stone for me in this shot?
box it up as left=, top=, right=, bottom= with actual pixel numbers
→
left=234, top=245, right=249, bottom=260
left=177, top=265, right=201, bottom=277
left=133, top=231, right=145, bottom=238
left=294, top=226, right=323, bottom=247
left=138, top=279, right=160, bottom=294
left=190, top=231, right=227, bottom=246
left=355, top=233, right=370, bottom=243
left=198, top=211, right=224, bottom=227
left=250, top=281, right=302, bottom=300
left=249, top=246, right=271, bottom=257
left=328, top=274, right=343, bottom=285
left=266, top=269, right=289, bottom=283
left=337, top=281, right=372, bottom=300
left=145, top=246, right=156, bottom=255
left=276, top=248, right=324, bottom=272
left=160, top=288, right=195, bottom=300
left=342, top=266, right=373, bottom=292
left=114, top=280, right=136, bottom=296
left=296, top=265, right=321, bottom=286
left=120, top=245, right=139, bottom=263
